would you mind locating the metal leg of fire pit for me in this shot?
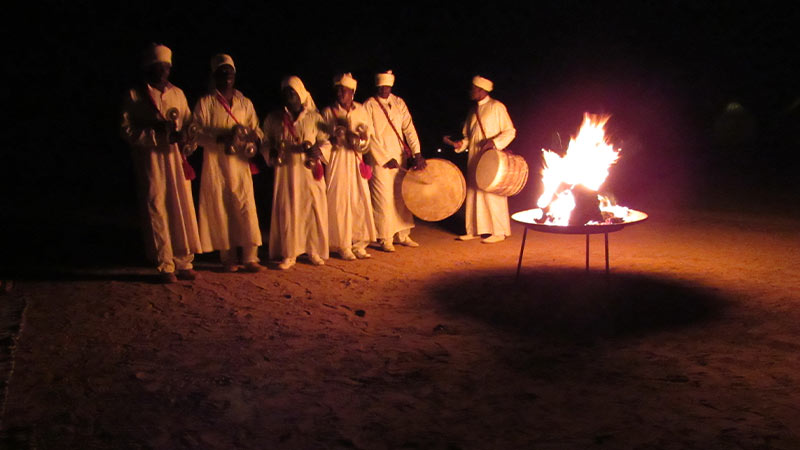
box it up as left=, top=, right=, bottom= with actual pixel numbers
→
left=585, top=234, right=590, bottom=271
left=515, top=227, right=528, bottom=281
left=585, top=233, right=611, bottom=274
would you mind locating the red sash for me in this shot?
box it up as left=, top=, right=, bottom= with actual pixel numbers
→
left=215, top=90, right=260, bottom=174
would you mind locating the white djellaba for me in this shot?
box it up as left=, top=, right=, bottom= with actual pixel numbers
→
left=120, top=44, right=202, bottom=278
left=363, top=70, right=422, bottom=250
left=453, top=76, right=517, bottom=240
left=192, top=54, right=264, bottom=269
left=321, top=73, right=377, bottom=260
left=262, top=76, right=332, bottom=269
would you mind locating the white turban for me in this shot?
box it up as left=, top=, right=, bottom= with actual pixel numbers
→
left=210, top=53, right=236, bottom=73
left=375, top=70, right=395, bottom=87
left=144, top=44, right=172, bottom=67
left=472, top=75, right=494, bottom=92
left=281, top=75, right=317, bottom=111
left=334, top=72, right=357, bottom=91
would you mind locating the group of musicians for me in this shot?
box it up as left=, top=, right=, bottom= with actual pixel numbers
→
left=121, top=44, right=516, bottom=283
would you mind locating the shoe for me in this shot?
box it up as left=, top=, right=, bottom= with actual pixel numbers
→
left=242, top=262, right=265, bottom=273
left=481, top=234, right=505, bottom=244
left=380, top=240, right=396, bottom=252
left=395, top=236, right=419, bottom=247
left=353, top=248, right=372, bottom=259
left=223, top=264, right=239, bottom=273
left=176, top=269, right=199, bottom=280
left=277, top=258, right=296, bottom=270
left=158, top=272, right=178, bottom=284
left=340, top=249, right=357, bottom=261
left=309, top=254, right=325, bottom=266
left=457, top=234, right=478, bottom=241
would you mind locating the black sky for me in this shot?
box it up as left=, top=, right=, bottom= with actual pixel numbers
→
left=7, top=1, right=800, bottom=219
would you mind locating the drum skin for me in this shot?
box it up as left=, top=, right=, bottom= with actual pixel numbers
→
left=401, top=158, right=466, bottom=222
left=475, top=149, right=529, bottom=197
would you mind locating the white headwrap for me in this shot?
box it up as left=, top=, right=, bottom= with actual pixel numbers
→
left=144, top=44, right=172, bottom=67
left=375, top=70, right=395, bottom=87
left=210, top=53, right=236, bottom=73
left=281, top=75, right=317, bottom=111
left=472, top=75, right=494, bottom=92
left=334, top=72, right=358, bottom=92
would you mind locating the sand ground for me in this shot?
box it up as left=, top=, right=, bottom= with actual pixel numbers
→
left=1, top=208, right=799, bottom=449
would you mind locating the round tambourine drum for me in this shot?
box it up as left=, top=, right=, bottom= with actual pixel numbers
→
left=475, top=149, right=529, bottom=196
left=401, top=158, right=466, bottom=222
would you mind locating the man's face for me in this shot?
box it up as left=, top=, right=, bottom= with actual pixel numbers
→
left=377, top=86, right=392, bottom=99
left=147, top=62, right=171, bottom=86
left=337, top=85, right=355, bottom=106
left=470, top=85, right=488, bottom=102
left=214, top=64, right=236, bottom=90
left=282, top=86, right=302, bottom=113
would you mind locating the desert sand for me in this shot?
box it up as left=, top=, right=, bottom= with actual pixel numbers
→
left=1, top=207, right=799, bottom=449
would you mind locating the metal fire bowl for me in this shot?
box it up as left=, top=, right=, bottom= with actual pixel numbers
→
left=511, top=209, right=649, bottom=235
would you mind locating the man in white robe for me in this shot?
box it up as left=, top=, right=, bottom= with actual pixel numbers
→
left=262, top=76, right=332, bottom=270
left=363, top=70, right=426, bottom=252
left=120, top=44, right=202, bottom=283
left=444, top=75, right=516, bottom=243
left=193, top=54, right=265, bottom=272
left=321, top=73, right=377, bottom=260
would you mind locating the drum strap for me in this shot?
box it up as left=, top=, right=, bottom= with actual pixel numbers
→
left=374, top=96, right=414, bottom=160
left=474, top=103, right=512, bottom=154
left=473, top=105, right=488, bottom=141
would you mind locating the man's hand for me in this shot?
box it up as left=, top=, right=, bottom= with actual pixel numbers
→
left=480, top=139, right=496, bottom=152
left=442, top=135, right=462, bottom=148
left=306, top=144, right=322, bottom=159
left=412, top=153, right=427, bottom=170
left=383, top=159, right=400, bottom=169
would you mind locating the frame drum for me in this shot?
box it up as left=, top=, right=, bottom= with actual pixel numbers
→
left=475, top=149, right=529, bottom=196
left=401, top=158, right=466, bottom=222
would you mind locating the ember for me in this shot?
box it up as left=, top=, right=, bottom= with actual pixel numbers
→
left=534, top=114, right=634, bottom=226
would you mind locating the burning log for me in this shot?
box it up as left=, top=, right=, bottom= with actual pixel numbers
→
left=569, top=185, right=603, bottom=225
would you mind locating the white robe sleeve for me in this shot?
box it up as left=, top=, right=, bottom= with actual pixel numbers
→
left=398, top=98, right=422, bottom=155
left=490, top=102, right=516, bottom=151
left=192, top=97, right=217, bottom=149
left=363, top=100, right=390, bottom=167
left=312, top=111, right=332, bottom=164
left=120, top=89, right=153, bottom=148
left=454, top=119, right=469, bottom=153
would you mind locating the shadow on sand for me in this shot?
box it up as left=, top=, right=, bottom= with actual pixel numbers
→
left=430, top=268, right=729, bottom=341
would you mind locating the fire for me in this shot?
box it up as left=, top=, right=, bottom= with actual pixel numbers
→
left=535, top=114, right=631, bottom=226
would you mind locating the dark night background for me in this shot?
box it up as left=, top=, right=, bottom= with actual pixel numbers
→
left=4, top=1, right=799, bottom=268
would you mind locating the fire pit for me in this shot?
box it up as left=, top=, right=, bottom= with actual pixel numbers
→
left=513, top=114, right=647, bottom=277
left=512, top=208, right=648, bottom=277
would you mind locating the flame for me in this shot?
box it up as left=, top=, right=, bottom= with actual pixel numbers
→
left=535, top=114, right=627, bottom=225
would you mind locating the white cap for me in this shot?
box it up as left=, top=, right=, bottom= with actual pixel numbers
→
left=376, top=70, right=395, bottom=87
left=334, top=72, right=358, bottom=91
left=472, top=75, right=494, bottom=92
left=144, top=44, right=172, bottom=67
left=210, top=53, right=236, bottom=73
